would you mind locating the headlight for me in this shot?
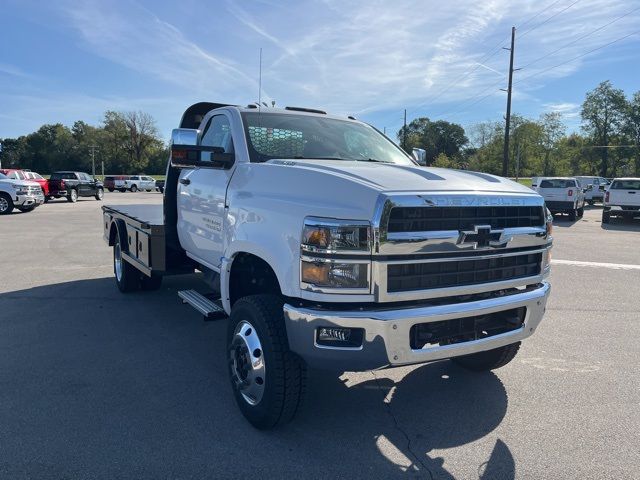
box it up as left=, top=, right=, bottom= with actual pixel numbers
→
left=545, top=208, right=553, bottom=236
left=302, top=218, right=370, bottom=253
left=12, top=185, right=28, bottom=195
left=300, top=218, right=372, bottom=292
left=301, top=259, right=369, bottom=290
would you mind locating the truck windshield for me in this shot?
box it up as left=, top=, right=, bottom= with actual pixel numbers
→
left=540, top=179, right=575, bottom=188
left=611, top=180, right=640, bottom=190
left=241, top=112, right=414, bottom=165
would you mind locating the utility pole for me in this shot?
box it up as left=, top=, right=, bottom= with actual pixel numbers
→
left=403, top=109, right=407, bottom=151
left=101, top=160, right=105, bottom=181
left=89, top=145, right=99, bottom=177
left=502, top=26, right=516, bottom=177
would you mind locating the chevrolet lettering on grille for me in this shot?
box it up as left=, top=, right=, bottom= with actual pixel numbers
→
left=456, top=225, right=512, bottom=249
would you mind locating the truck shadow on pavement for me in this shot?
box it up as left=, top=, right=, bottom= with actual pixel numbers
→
left=0, top=276, right=515, bottom=479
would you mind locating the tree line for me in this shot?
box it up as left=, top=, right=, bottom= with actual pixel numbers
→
left=398, top=81, right=640, bottom=178
left=2, top=80, right=638, bottom=178
left=0, top=111, right=169, bottom=175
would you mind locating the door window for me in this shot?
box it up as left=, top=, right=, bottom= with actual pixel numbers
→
left=200, top=115, right=234, bottom=161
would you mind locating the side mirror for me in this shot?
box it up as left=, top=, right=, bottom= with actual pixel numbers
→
left=171, top=128, right=199, bottom=146
left=170, top=128, right=234, bottom=168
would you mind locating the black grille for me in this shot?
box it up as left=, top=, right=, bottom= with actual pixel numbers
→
left=387, top=253, right=542, bottom=292
left=410, top=307, right=526, bottom=349
left=387, top=206, right=545, bottom=233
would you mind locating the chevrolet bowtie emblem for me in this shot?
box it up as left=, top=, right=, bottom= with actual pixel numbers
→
left=457, top=225, right=512, bottom=249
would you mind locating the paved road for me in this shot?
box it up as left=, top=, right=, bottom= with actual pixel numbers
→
left=1, top=193, right=639, bottom=479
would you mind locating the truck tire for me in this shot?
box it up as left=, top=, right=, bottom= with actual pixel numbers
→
left=227, top=295, right=306, bottom=430
left=119, top=188, right=127, bottom=193
left=95, top=188, right=104, bottom=201
left=113, top=234, right=140, bottom=293
left=0, top=193, right=14, bottom=215
left=452, top=342, right=521, bottom=372
left=67, top=189, right=78, bottom=203
left=17, top=206, right=36, bottom=213
left=602, top=210, right=611, bottom=224
left=130, top=185, right=138, bottom=192
left=140, top=274, right=163, bottom=291
left=577, top=206, right=584, bottom=217
left=568, top=208, right=577, bottom=221
left=108, top=188, right=115, bottom=192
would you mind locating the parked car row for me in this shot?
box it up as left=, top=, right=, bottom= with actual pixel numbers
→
left=532, top=175, right=640, bottom=224
left=1, top=169, right=163, bottom=215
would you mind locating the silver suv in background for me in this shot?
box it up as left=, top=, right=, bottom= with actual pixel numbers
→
left=124, top=175, right=156, bottom=192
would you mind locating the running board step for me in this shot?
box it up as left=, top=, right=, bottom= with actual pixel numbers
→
left=178, top=290, right=227, bottom=320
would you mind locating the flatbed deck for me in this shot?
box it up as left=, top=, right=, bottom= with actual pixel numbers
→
left=102, top=205, right=164, bottom=229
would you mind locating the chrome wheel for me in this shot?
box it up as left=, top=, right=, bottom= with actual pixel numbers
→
left=70, top=189, right=78, bottom=202
left=96, top=188, right=104, bottom=200
left=0, top=197, right=8, bottom=213
left=114, top=240, right=123, bottom=282
left=229, top=320, right=265, bottom=406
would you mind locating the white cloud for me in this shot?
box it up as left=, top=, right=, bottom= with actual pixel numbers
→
left=5, top=0, right=639, bottom=136
left=543, top=102, right=580, bottom=119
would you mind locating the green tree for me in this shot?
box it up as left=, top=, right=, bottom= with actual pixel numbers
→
left=581, top=81, right=627, bottom=176
left=539, top=112, right=566, bottom=176
left=625, top=91, right=640, bottom=175
left=398, top=118, right=468, bottom=165
left=432, top=153, right=455, bottom=168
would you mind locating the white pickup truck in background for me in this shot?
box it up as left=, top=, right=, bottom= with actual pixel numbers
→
left=575, top=176, right=609, bottom=205
left=102, top=102, right=553, bottom=429
left=535, top=177, right=585, bottom=220
left=602, top=178, right=640, bottom=223
left=0, top=172, right=44, bottom=214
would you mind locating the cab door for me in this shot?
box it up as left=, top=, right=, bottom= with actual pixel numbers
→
left=78, top=173, right=92, bottom=196
left=177, top=113, right=235, bottom=270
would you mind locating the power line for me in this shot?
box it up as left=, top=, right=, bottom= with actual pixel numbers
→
left=516, top=28, right=640, bottom=85
left=404, top=0, right=578, bottom=120
left=430, top=80, right=504, bottom=120
left=518, top=0, right=582, bottom=40
left=520, top=5, right=640, bottom=70
left=516, top=0, right=565, bottom=30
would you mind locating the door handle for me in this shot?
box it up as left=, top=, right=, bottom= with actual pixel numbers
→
left=179, top=178, right=191, bottom=186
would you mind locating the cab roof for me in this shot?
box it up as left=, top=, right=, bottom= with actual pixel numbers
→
left=179, top=102, right=358, bottom=129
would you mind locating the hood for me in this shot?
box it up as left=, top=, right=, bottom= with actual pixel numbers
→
left=0, top=178, right=39, bottom=188
left=269, top=159, right=536, bottom=196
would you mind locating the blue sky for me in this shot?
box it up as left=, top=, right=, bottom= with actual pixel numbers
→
left=1, top=0, right=639, bottom=144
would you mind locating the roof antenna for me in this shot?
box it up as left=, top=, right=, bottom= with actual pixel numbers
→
left=258, top=47, right=262, bottom=112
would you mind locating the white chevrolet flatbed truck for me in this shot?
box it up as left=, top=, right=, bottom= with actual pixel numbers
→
left=102, top=102, right=553, bottom=429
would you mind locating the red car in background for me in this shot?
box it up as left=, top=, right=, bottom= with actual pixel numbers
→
left=0, top=169, right=49, bottom=197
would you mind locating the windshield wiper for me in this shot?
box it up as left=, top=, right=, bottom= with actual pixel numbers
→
left=292, top=156, right=345, bottom=160
left=359, top=158, right=391, bottom=163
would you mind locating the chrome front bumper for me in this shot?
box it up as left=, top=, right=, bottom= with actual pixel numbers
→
left=15, top=193, right=45, bottom=206
left=284, top=282, right=550, bottom=371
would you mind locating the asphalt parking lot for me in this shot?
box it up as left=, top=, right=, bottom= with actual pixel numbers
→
left=1, top=192, right=639, bottom=479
